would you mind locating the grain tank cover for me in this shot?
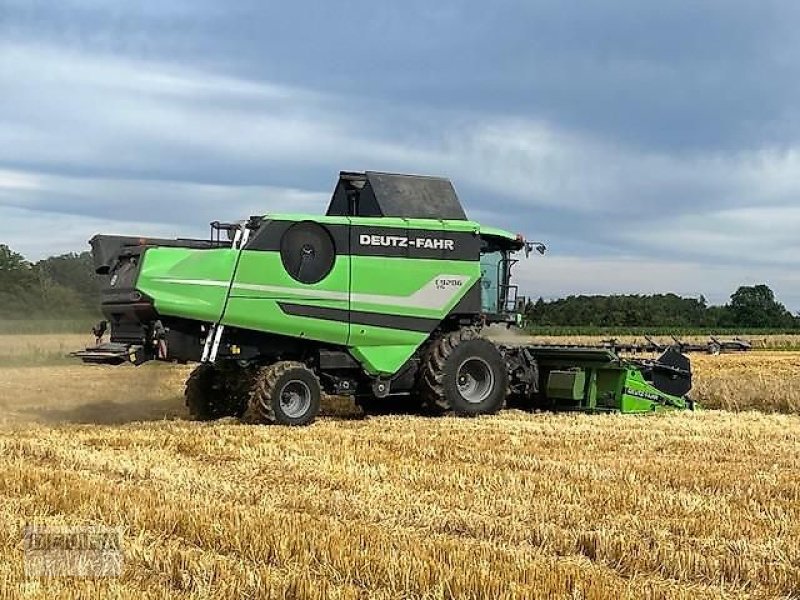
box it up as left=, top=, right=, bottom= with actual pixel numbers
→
left=326, top=171, right=468, bottom=220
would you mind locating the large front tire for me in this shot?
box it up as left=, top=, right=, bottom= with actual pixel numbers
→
left=420, top=329, right=508, bottom=416
left=247, top=361, right=321, bottom=426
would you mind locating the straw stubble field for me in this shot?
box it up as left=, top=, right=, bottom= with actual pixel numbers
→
left=0, top=334, right=799, bottom=599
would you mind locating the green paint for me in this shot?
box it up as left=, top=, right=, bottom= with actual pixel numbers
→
left=131, top=215, right=482, bottom=374
left=137, top=248, right=238, bottom=323
left=128, top=214, right=693, bottom=409
left=349, top=344, right=424, bottom=376
left=478, top=224, right=521, bottom=244
left=530, top=347, right=689, bottom=413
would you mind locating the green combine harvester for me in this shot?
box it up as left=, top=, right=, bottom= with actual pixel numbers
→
left=75, top=171, right=694, bottom=424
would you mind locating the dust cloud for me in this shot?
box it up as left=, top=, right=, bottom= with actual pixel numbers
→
left=482, top=324, right=534, bottom=345
left=0, top=362, right=190, bottom=426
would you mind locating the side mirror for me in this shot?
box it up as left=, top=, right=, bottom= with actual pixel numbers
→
left=524, top=241, right=547, bottom=257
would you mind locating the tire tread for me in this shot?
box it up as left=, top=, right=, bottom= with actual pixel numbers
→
left=420, top=327, right=496, bottom=413
left=244, top=361, right=320, bottom=425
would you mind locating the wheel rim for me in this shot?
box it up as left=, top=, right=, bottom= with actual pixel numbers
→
left=279, top=380, right=312, bottom=418
left=456, top=357, right=494, bottom=404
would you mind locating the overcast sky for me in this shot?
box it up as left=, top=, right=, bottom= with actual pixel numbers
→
left=1, top=1, right=799, bottom=308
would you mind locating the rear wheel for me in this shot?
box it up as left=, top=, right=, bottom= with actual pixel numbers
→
left=217, top=362, right=254, bottom=417
left=185, top=363, right=249, bottom=420
left=419, top=328, right=508, bottom=416
left=246, top=361, right=321, bottom=425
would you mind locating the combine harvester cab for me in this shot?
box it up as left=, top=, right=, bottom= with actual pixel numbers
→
left=75, top=170, right=695, bottom=424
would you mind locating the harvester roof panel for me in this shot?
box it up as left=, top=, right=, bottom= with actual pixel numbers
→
left=327, top=171, right=468, bottom=220
left=479, top=225, right=524, bottom=251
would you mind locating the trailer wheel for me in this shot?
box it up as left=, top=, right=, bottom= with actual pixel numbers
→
left=185, top=364, right=231, bottom=420
left=247, top=361, right=321, bottom=426
left=420, top=329, right=508, bottom=416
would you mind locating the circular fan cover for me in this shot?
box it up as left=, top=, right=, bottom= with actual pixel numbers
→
left=280, top=221, right=336, bottom=284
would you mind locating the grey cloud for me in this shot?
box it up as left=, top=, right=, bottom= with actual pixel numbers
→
left=2, top=42, right=799, bottom=273
left=6, top=0, right=797, bottom=151
left=0, top=44, right=442, bottom=188
left=0, top=169, right=329, bottom=232
left=2, top=3, right=800, bottom=308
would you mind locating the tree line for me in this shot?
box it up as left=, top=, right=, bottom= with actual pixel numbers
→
left=524, top=286, right=799, bottom=329
left=2, top=243, right=798, bottom=329
left=0, top=245, right=101, bottom=318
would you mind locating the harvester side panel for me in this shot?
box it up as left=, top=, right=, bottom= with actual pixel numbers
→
left=224, top=251, right=352, bottom=346
left=344, top=216, right=480, bottom=374
left=135, top=247, right=240, bottom=324
left=222, top=215, right=482, bottom=375
left=104, top=213, right=484, bottom=375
